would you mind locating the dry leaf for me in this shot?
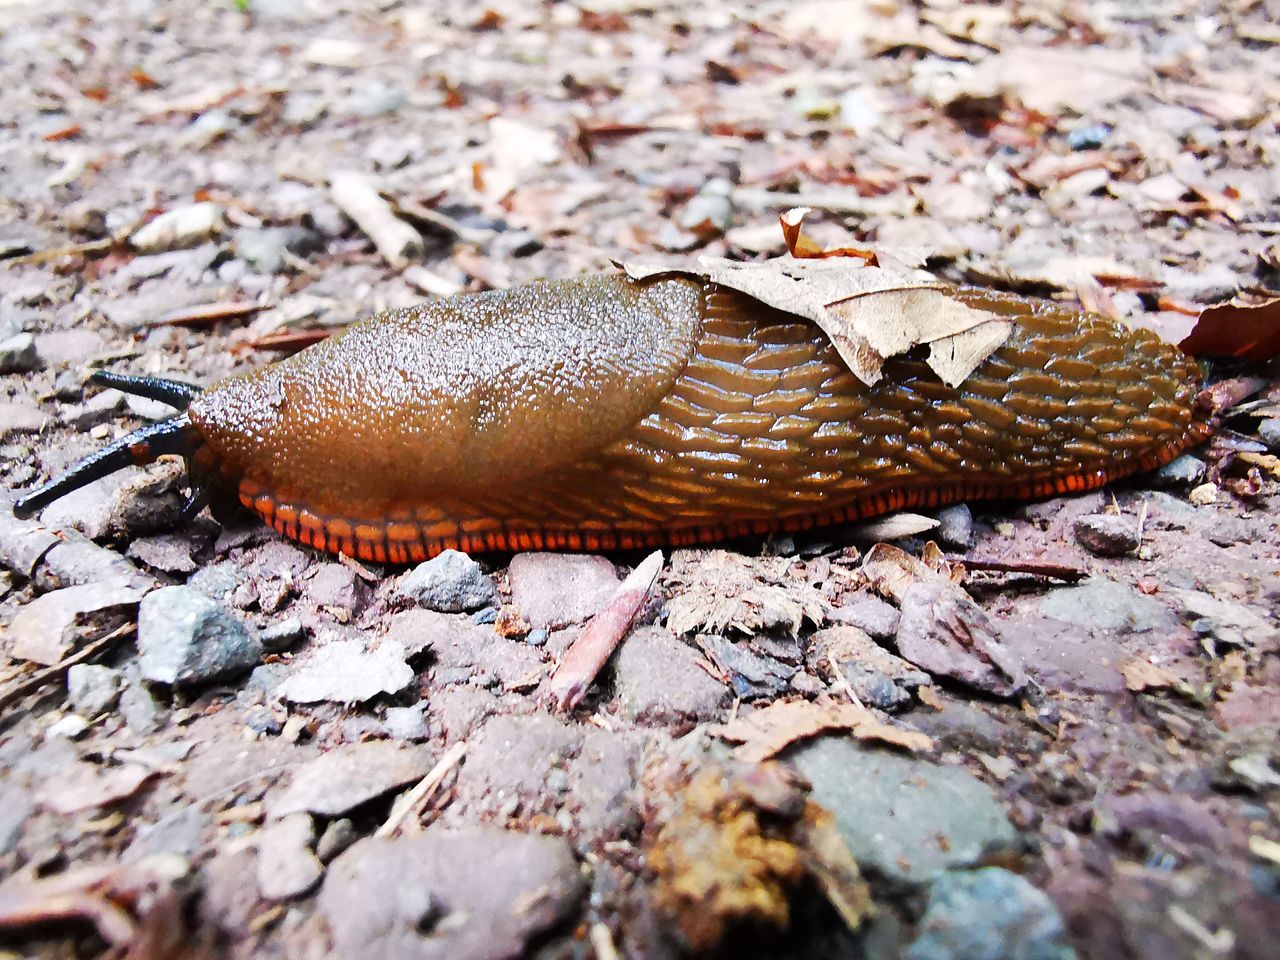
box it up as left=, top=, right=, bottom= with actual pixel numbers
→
left=715, top=698, right=932, bottom=764
left=665, top=550, right=828, bottom=637
left=1179, top=297, right=1280, bottom=362
left=861, top=542, right=961, bottom=603
left=623, top=254, right=1012, bottom=388
left=939, top=45, right=1145, bottom=115
left=1121, top=658, right=1181, bottom=692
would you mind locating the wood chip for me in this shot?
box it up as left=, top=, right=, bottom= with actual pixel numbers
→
left=328, top=170, right=425, bottom=270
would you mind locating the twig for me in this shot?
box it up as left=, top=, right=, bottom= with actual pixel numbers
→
left=0, top=623, right=134, bottom=713
left=959, top=558, right=1086, bottom=582
left=328, top=170, right=425, bottom=270
left=1135, top=500, right=1150, bottom=553
left=589, top=923, right=622, bottom=960
left=151, top=301, right=268, bottom=328
left=376, top=741, right=467, bottom=839
left=546, top=551, right=664, bottom=713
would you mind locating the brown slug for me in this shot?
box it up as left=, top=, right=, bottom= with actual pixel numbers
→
left=13, top=273, right=1213, bottom=563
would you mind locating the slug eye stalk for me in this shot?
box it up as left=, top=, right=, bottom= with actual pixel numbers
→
left=87, top=371, right=202, bottom=410
left=12, top=413, right=203, bottom=520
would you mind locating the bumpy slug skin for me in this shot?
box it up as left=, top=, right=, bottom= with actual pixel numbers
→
left=187, top=274, right=1211, bottom=563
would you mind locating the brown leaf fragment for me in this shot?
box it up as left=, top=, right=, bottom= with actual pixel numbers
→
left=647, top=762, right=871, bottom=951
left=780, top=207, right=878, bottom=264
left=861, top=542, right=962, bottom=603
left=546, top=550, right=663, bottom=712
left=1122, top=658, right=1182, bottom=693
left=0, top=855, right=203, bottom=960
left=151, top=301, right=267, bottom=328
left=715, top=697, right=932, bottom=764
left=1179, top=297, right=1280, bottom=362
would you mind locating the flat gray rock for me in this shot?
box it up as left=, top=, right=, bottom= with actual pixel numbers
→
left=10, top=579, right=149, bottom=665
left=320, top=828, right=584, bottom=960
left=1039, top=577, right=1176, bottom=633
left=791, top=736, right=1017, bottom=885
left=611, top=626, right=728, bottom=723
left=267, top=741, right=432, bottom=819
left=276, top=637, right=413, bottom=704
left=508, top=552, right=619, bottom=629
left=906, top=867, right=1076, bottom=960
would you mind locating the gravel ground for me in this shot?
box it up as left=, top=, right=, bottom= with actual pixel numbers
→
left=1, top=1, right=1278, bottom=958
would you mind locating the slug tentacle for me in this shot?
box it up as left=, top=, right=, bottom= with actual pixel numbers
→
left=88, top=371, right=202, bottom=410
left=12, top=414, right=203, bottom=520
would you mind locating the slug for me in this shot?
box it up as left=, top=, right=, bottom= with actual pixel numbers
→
left=13, top=273, right=1212, bottom=563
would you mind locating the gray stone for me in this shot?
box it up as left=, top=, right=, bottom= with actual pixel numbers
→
left=316, top=818, right=358, bottom=863
left=508, top=552, right=619, bottom=628
left=1072, top=515, right=1138, bottom=557
left=234, top=226, right=322, bottom=274
left=255, top=813, right=324, bottom=901
left=791, top=737, right=1017, bottom=884
left=66, top=664, right=123, bottom=716
left=612, top=625, right=728, bottom=722
left=384, top=703, right=429, bottom=741
left=260, top=617, right=306, bottom=652
left=39, top=461, right=183, bottom=542
left=697, top=634, right=796, bottom=699
left=1039, top=577, right=1175, bottom=633
left=1150, top=454, right=1206, bottom=488
left=997, top=616, right=1125, bottom=694
left=267, top=741, right=432, bottom=818
left=0, top=780, right=34, bottom=854
left=277, top=638, right=414, bottom=704
left=0, top=399, right=47, bottom=439
left=345, top=81, right=405, bottom=117
left=808, top=625, right=931, bottom=711
left=398, top=550, right=496, bottom=613
left=897, top=582, right=1026, bottom=697
left=187, top=561, right=241, bottom=599
left=307, top=563, right=370, bottom=615
left=320, top=828, right=584, bottom=960
left=125, top=534, right=198, bottom=575
left=935, top=503, right=974, bottom=550
left=386, top=608, right=545, bottom=689
left=829, top=592, right=900, bottom=639
left=0, top=332, right=39, bottom=373
left=61, top=389, right=122, bottom=430
left=1259, top=419, right=1280, bottom=452
left=137, top=586, right=263, bottom=686
left=118, top=667, right=164, bottom=735
left=906, top=868, right=1076, bottom=960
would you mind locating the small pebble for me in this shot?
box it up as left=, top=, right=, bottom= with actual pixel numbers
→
left=1149, top=454, right=1206, bottom=488
left=398, top=549, right=497, bottom=613
left=66, top=663, right=123, bottom=716
left=315, top=818, right=358, bottom=863
left=0, top=333, right=40, bottom=373
left=261, top=617, right=307, bottom=653
left=1066, top=121, right=1112, bottom=151
left=525, top=628, right=549, bottom=647
left=1258, top=419, right=1280, bottom=452
left=47, top=714, right=90, bottom=740
left=1073, top=514, right=1138, bottom=557
left=472, top=606, right=499, bottom=625
left=383, top=704, right=429, bottom=741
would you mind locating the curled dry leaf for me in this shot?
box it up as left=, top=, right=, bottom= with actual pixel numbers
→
left=716, top=697, right=932, bottom=764
left=780, top=206, right=878, bottom=264
left=861, top=542, right=963, bottom=603
left=1180, top=297, right=1280, bottom=362
left=623, top=246, right=1013, bottom=389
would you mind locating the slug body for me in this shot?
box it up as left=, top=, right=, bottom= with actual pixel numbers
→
left=17, top=274, right=1212, bottom=563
